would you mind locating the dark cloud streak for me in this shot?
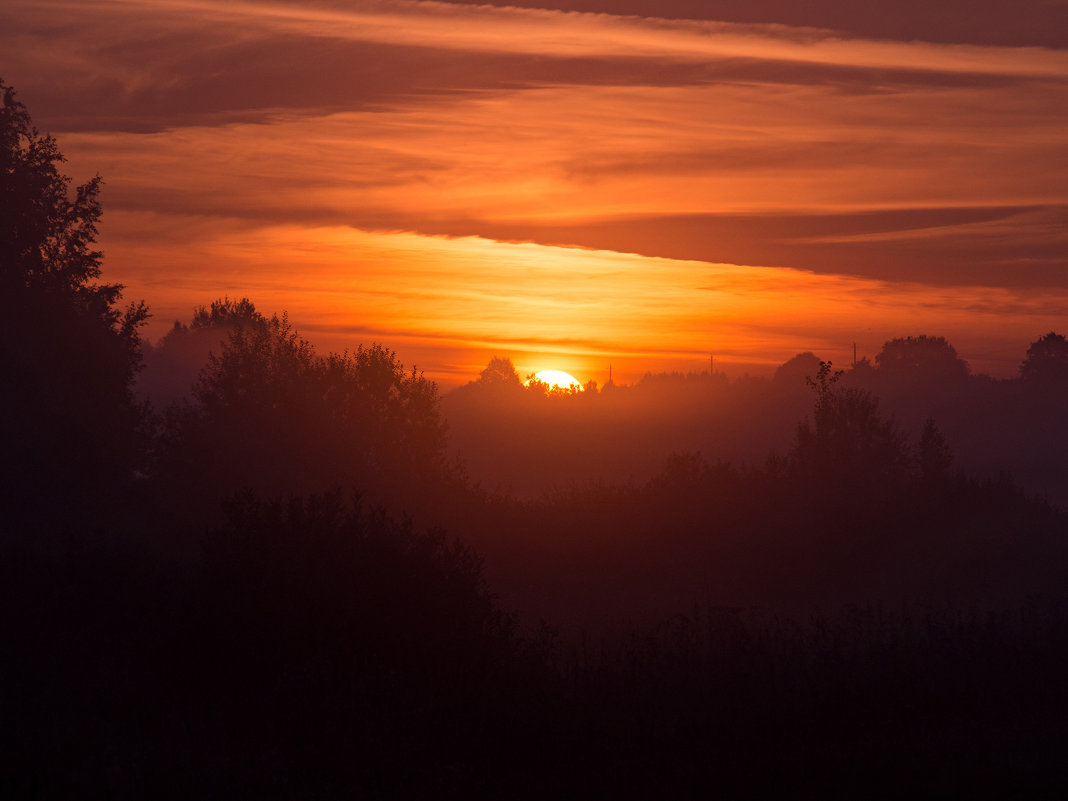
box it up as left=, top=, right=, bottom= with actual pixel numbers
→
left=2, top=5, right=1055, bottom=135
left=444, top=0, right=1068, bottom=49
left=406, top=207, right=1068, bottom=289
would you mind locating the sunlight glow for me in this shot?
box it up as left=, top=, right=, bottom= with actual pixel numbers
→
left=21, top=0, right=1068, bottom=387
left=527, top=370, right=584, bottom=392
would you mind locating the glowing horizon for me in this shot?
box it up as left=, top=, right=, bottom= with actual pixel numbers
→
left=526, top=370, right=585, bottom=392
left=3, top=0, right=1066, bottom=388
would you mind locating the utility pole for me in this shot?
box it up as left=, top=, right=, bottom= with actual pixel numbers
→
left=853, top=342, right=857, bottom=367
left=710, top=354, right=714, bottom=376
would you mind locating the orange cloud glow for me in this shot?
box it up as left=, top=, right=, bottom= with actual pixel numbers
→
left=3, top=0, right=1066, bottom=385
left=100, top=219, right=1068, bottom=386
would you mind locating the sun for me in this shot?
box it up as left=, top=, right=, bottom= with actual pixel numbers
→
left=526, top=369, right=583, bottom=392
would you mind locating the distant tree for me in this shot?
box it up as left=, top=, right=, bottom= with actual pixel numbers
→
left=322, top=343, right=447, bottom=473
left=874, top=335, right=969, bottom=380
left=165, top=311, right=446, bottom=503
left=478, top=356, right=523, bottom=389
left=649, top=450, right=706, bottom=490
left=917, top=417, right=953, bottom=485
left=804, top=358, right=844, bottom=396
left=192, top=311, right=315, bottom=424
left=190, top=296, right=261, bottom=330
left=1020, top=332, right=1068, bottom=385
left=525, top=373, right=580, bottom=398
left=138, top=297, right=265, bottom=408
left=847, top=356, right=876, bottom=380
left=794, top=361, right=909, bottom=491
left=774, top=352, right=823, bottom=386
left=524, top=372, right=548, bottom=394
left=0, top=79, right=147, bottom=517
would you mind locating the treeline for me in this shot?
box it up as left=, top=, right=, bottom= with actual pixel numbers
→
left=4, top=78, right=1068, bottom=797
left=445, top=337, right=1068, bottom=504
left=450, top=364, right=1068, bottom=631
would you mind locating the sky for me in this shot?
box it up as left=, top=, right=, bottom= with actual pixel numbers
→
left=4, top=0, right=1067, bottom=386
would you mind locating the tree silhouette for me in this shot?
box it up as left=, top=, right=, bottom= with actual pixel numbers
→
left=479, top=355, right=523, bottom=388
left=1020, top=332, right=1068, bottom=385
left=190, top=297, right=261, bottom=330
left=0, top=79, right=147, bottom=519
left=164, top=310, right=446, bottom=504
left=774, top=351, right=823, bottom=386
left=875, top=335, right=969, bottom=380
left=525, top=372, right=581, bottom=398
left=917, top=417, right=953, bottom=485
left=795, top=361, right=909, bottom=492
left=138, top=297, right=266, bottom=409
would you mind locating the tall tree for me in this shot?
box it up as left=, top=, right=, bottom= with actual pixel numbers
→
left=1020, top=332, right=1068, bottom=386
left=794, top=361, right=910, bottom=495
left=0, top=79, right=147, bottom=520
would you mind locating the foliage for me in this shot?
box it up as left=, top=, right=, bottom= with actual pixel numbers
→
left=193, top=311, right=313, bottom=418
left=202, top=491, right=515, bottom=671
left=138, top=298, right=265, bottom=409
left=918, top=417, right=953, bottom=484
left=1020, top=331, right=1068, bottom=385
left=794, top=361, right=910, bottom=491
left=875, top=334, right=969, bottom=380
left=164, top=311, right=447, bottom=503
left=479, top=355, right=523, bottom=388
left=773, top=351, right=823, bottom=385
left=0, top=78, right=147, bottom=517
left=190, top=296, right=261, bottom=329
left=525, top=371, right=582, bottom=397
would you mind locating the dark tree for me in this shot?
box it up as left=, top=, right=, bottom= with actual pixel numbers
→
left=874, top=335, right=969, bottom=380
left=163, top=310, right=447, bottom=507
left=478, top=355, right=523, bottom=389
left=0, top=79, right=147, bottom=519
left=794, top=361, right=909, bottom=492
left=190, top=296, right=261, bottom=330
left=525, top=372, right=581, bottom=397
left=774, top=351, right=823, bottom=387
left=917, top=417, right=953, bottom=485
left=1020, top=331, right=1068, bottom=385
left=138, top=297, right=265, bottom=408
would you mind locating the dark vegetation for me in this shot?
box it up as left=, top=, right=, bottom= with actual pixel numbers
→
left=446, top=336, right=1068, bottom=506
left=3, top=79, right=1068, bottom=798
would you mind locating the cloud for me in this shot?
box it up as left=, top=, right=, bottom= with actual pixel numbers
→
left=444, top=0, right=1068, bottom=49
left=53, top=0, right=1064, bottom=80
left=4, top=0, right=1067, bottom=382
left=440, top=206, right=1068, bottom=288
left=101, top=219, right=1068, bottom=385
left=52, top=77, right=1066, bottom=291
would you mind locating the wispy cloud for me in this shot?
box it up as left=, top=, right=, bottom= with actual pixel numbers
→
left=38, top=0, right=1068, bottom=79
left=4, top=0, right=1066, bottom=381
left=102, top=219, right=1068, bottom=383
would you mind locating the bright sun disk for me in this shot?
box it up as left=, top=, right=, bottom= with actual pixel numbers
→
left=527, top=370, right=583, bottom=391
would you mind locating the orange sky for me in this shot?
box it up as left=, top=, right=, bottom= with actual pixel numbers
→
left=4, top=0, right=1067, bottom=386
